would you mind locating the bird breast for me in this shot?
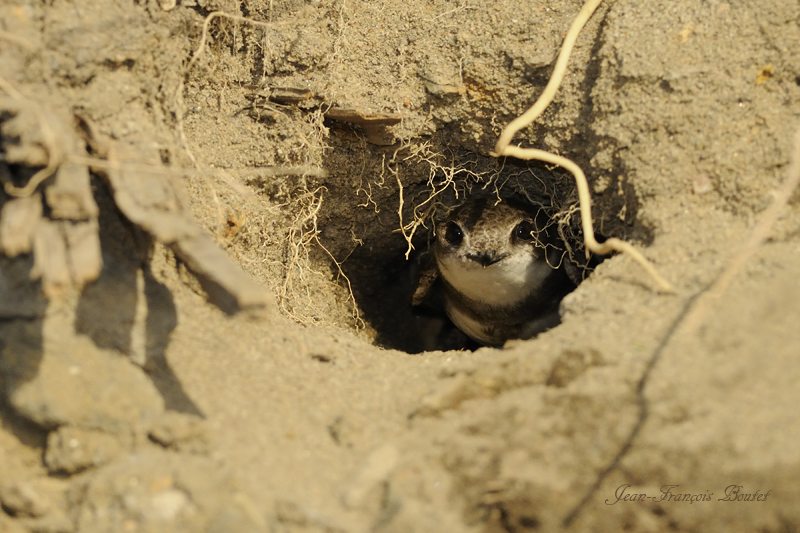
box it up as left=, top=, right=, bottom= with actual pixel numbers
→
left=437, top=251, right=554, bottom=307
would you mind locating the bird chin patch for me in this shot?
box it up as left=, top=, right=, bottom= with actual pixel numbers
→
left=439, top=253, right=547, bottom=307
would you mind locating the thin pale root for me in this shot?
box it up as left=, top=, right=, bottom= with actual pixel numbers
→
left=0, top=77, right=63, bottom=198
left=492, top=0, right=673, bottom=293
left=680, top=125, right=800, bottom=335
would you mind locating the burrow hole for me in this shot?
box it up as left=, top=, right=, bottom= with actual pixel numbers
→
left=315, top=142, right=611, bottom=354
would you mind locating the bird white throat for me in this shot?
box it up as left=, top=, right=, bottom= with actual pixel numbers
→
left=423, top=199, right=572, bottom=346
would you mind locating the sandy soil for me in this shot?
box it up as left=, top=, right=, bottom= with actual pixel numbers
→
left=1, top=0, right=799, bottom=531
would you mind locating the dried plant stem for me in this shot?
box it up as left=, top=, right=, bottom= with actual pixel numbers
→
left=492, top=0, right=674, bottom=293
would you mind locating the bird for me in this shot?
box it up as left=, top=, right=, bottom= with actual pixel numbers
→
left=412, top=198, right=574, bottom=347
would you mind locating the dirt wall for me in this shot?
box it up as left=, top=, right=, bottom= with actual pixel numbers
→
left=1, top=0, right=799, bottom=532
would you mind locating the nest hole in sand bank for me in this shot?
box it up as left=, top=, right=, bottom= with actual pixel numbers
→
left=308, top=137, right=608, bottom=354
left=163, top=2, right=644, bottom=354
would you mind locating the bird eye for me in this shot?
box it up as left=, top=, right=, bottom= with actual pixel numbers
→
left=514, top=221, right=535, bottom=242
left=444, top=222, right=464, bottom=246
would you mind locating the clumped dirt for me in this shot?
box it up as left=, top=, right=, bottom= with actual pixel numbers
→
left=1, top=0, right=799, bottom=532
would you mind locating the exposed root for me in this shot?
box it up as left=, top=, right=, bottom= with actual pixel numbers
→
left=0, top=75, right=23, bottom=99
left=314, top=235, right=365, bottom=330
left=67, top=155, right=325, bottom=188
left=0, top=29, right=37, bottom=51
left=393, top=141, right=495, bottom=259
left=564, top=124, right=800, bottom=525
left=173, top=10, right=290, bottom=167
left=0, top=77, right=63, bottom=198
left=491, top=0, right=674, bottom=293
left=277, top=187, right=327, bottom=324
left=183, top=11, right=290, bottom=75
left=276, top=187, right=362, bottom=328
left=169, top=10, right=356, bottom=325
left=355, top=139, right=384, bottom=213
left=680, top=125, right=800, bottom=335
left=562, top=291, right=698, bottom=527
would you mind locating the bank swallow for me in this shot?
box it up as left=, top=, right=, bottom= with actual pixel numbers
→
left=413, top=199, right=573, bottom=346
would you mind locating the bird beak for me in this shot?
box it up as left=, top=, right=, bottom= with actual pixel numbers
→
left=467, top=252, right=506, bottom=268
